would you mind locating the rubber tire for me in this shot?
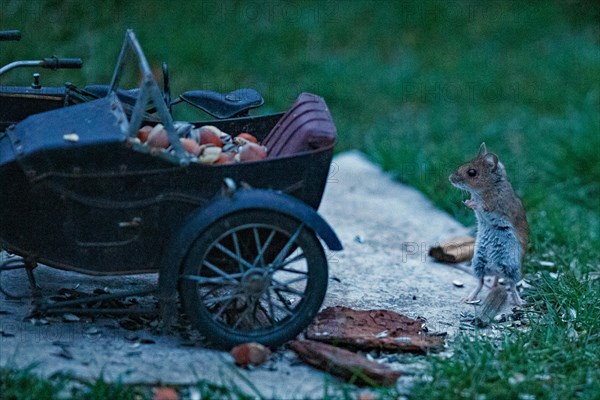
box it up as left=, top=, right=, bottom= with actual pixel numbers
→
left=179, top=210, right=328, bottom=349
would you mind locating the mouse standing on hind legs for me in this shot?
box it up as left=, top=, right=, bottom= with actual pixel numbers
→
left=449, top=143, right=529, bottom=306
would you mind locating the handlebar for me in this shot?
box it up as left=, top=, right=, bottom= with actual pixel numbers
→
left=0, top=30, right=84, bottom=77
left=0, top=57, right=83, bottom=76
left=42, top=57, right=83, bottom=70
left=0, top=30, right=21, bottom=41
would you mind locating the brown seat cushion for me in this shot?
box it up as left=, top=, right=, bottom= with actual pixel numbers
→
left=262, top=93, right=337, bottom=158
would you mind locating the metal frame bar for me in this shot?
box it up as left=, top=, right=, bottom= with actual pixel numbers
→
left=41, top=307, right=157, bottom=315
left=108, top=29, right=188, bottom=165
left=0, top=60, right=45, bottom=76
left=35, top=288, right=156, bottom=313
left=0, top=256, right=158, bottom=315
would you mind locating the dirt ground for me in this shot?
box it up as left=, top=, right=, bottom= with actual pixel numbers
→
left=0, top=151, right=484, bottom=398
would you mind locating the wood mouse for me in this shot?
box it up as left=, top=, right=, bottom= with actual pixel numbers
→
left=449, top=143, right=528, bottom=305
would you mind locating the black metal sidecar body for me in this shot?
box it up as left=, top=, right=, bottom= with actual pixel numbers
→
left=0, top=30, right=342, bottom=349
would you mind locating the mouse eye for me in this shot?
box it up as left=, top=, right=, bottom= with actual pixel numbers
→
left=467, top=168, right=477, bottom=177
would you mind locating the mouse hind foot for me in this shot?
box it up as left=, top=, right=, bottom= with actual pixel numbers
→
left=461, top=277, right=484, bottom=303
left=509, top=283, right=524, bottom=306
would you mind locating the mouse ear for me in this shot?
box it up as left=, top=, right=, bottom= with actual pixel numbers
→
left=478, top=142, right=487, bottom=157
left=484, top=152, right=499, bottom=171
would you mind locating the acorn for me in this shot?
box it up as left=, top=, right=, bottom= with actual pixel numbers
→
left=197, top=125, right=224, bottom=147
left=147, top=123, right=170, bottom=148
left=198, top=144, right=222, bottom=164
left=235, top=142, right=268, bottom=163
left=180, top=138, right=202, bottom=156
left=235, top=133, right=258, bottom=144
left=137, top=125, right=153, bottom=143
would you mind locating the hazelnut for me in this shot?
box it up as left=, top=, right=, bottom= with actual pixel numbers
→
left=230, top=342, right=271, bottom=368
left=152, top=387, right=179, bottom=400
left=236, top=142, right=268, bottom=163
left=180, top=138, right=202, bottom=156
left=137, top=125, right=153, bottom=143
left=147, top=123, right=170, bottom=148
left=214, top=151, right=236, bottom=165
left=235, top=133, right=258, bottom=144
left=197, top=125, right=224, bottom=147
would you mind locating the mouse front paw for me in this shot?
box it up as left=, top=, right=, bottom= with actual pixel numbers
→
left=464, top=199, right=478, bottom=210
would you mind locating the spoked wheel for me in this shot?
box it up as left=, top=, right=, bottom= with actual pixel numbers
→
left=179, top=210, right=328, bottom=349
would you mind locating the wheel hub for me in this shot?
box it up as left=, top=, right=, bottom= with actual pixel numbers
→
left=240, top=269, right=270, bottom=296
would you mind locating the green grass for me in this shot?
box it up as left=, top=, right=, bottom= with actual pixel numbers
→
left=0, top=364, right=69, bottom=400
left=410, top=272, right=600, bottom=400
left=1, top=1, right=599, bottom=399
left=0, top=366, right=253, bottom=399
left=0, top=365, right=402, bottom=400
left=0, top=366, right=145, bottom=400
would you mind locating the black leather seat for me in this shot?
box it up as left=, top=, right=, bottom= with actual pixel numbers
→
left=178, top=88, right=264, bottom=119
left=83, top=85, right=141, bottom=106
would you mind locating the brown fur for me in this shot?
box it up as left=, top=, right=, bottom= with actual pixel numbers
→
left=450, top=143, right=529, bottom=254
